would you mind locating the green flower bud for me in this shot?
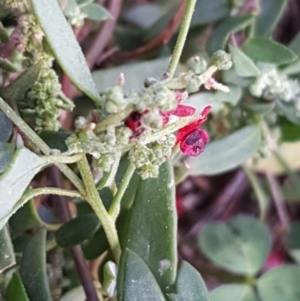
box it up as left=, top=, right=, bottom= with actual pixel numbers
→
left=187, top=56, right=208, bottom=74
left=211, top=50, right=232, bottom=70
left=93, top=153, right=115, bottom=172
left=186, top=75, right=202, bottom=93
left=154, top=86, right=177, bottom=112
left=115, top=126, right=133, bottom=145
left=138, top=164, right=159, bottom=179
left=104, top=86, right=126, bottom=114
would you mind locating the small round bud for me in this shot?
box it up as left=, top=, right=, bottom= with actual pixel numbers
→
left=187, top=56, right=208, bottom=74
left=154, top=86, right=177, bottom=112
left=211, top=50, right=232, bottom=70
left=93, top=154, right=114, bottom=172
left=141, top=110, right=163, bottom=129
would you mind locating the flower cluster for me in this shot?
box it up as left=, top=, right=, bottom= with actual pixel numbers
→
left=66, top=50, right=232, bottom=179
left=4, top=0, right=74, bottom=132
left=250, top=64, right=300, bottom=115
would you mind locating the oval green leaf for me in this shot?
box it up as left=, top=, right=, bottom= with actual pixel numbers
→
left=0, top=142, right=14, bottom=173
left=257, top=265, right=300, bottom=301
left=80, top=3, right=111, bottom=22
left=189, top=124, right=261, bottom=176
left=119, top=160, right=177, bottom=293
left=229, top=45, right=260, bottom=77
left=0, top=110, right=12, bottom=142
left=276, top=99, right=300, bottom=125
left=5, top=273, right=29, bottom=301
left=30, top=0, right=101, bottom=103
left=0, top=148, right=49, bottom=230
left=117, top=249, right=166, bottom=301
left=207, top=15, right=254, bottom=55
left=0, top=226, right=16, bottom=273
left=210, top=284, right=258, bottom=301
left=255, top=0, right=288, bottom=36
left=172, top=261, right=210, bottom=301
left=243, top=37, right=297, bottom=65
left=0, top=63, right=41, bottom=100
left=198, top=215, right=272, bottom=275
left=20, top=228, right=52, bottom=301
left=56, top=213, right=100, bottom=248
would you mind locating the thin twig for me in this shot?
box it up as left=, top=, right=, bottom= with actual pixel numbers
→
left=116, top=0, right=187, bottom=60
left=51, top=166, right=100, bottom=301
left=86, top=0, right=122, bottom=68
left=266, top=172, right=290, bottom=232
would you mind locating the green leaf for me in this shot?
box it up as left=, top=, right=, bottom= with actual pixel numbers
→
left=0, top=148, right=49, bottom=230
left=210, top=284, right=258, bottom=301
left=39, top=130, right=71, bottom=152
left=207, top=15, right=254, bottom=55
left=281, top=59, right=300, bottom=75
left=0, top=226, right=16, bottom=272
left=120, top=160, right=177, bottom=293
left=5, top=273, right=29, bottom=301
left=59, top=286, right=94, bottom=301
left=92, top=57, right=171, bottom=94
left=255, top=0, right=288, bottom=36
left=103, top=261, right=117, bottom=298
left=191, top=0, right=230, bottom=26
left=243, top=37, right=297, bottom=65
left=172, top=261, right=210, bottom=301
left=0, top=21, right=9, bottom=43
left=289, top=31, right=300, bottom=55
left=56, top=213, right=100, bottom=248
left=20, top=228, right=52, bottom=301
left=189, top=124, right=261, bottom=176
left=229, top=45, right=260, bottom=77
left=0, top=142, right=14, bottom=173
left=80, top=3, right=111, bottom=22
left=242, top=102, right=275, bottom=116
left=276, top=99, right=300, bottom=125
left=257, top=265, right=300, bottom=301
left=9, top=200, right=42, bottom=237
left=30, top=0, right=101, bottom=103
left=82, top=227, right=109, bottom=259
left=117, top=249, right=166, bottom=301
left=279, top=117, right=300, bottom=142
left=0, top=110, right=13, bottom=142
left=198, top=215, right=272, bottom=275
left=0, top=63, right=41, bottom=100
left=0, top=58, right=20, bottom=72
left=222, top=68, right=252, bottom=88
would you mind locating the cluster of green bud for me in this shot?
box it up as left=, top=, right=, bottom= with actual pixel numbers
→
left=250, top=64, right=300, bottom=114
left=65, top=5, right=87, bottom=27
left=65, top=51, right=232, bottom=179
left=102, top=86, right=127, bottom=114
left=4, top=0, right=74, bottom=132
left=211, top=50, right=233, bottom=71
left=128, top=134, right=176, bottom=179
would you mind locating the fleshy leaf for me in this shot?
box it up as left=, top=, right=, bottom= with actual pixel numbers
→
left=20, top=228, right=52, bottom=301
left=0, top=226, right=16, bottom=273
left=30, top=0, right=101, bottom=103
left=80, top=3, right=111, bottom=22
left=189, top=124, right=261, bottom=176
left=243, top=37, right=297, bottom=65
left=207, top=15, right=254, bottom=55
left=56, top=213, right=100, bottom=248
left=255, top=0, right=288, bottom=36
left=0, top=110, right=13, bottom=142
left=5, top=273, right=29, bottom=301
left=119, top=160, right=177, bottom=293
left=117, top=249, right=166, bottom=301
left=0, top=148, right=49, bottom=230
left=229, top=45, right=260, bottom=77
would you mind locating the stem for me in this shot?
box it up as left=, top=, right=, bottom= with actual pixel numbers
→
left=242, top=165, right=269, bottom=220
left=0, top=97, right=86, bottom=195
left=77, top=155, right=121, bottom=263
left=109, top=162, right=135, bottom=220
left=45, top=153, right=83, bottom=164
left=167, top=0, right=197, bottom=78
